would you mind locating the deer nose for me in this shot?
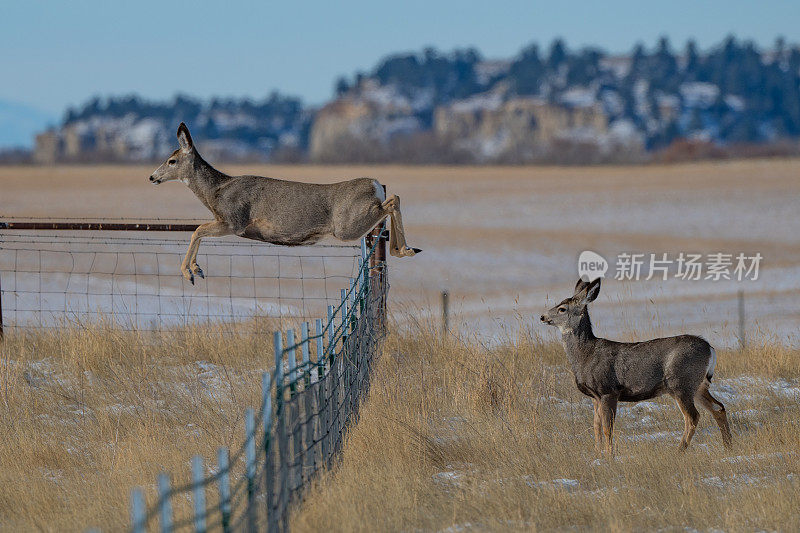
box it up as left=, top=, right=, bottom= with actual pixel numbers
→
left=540, top=315, right=546, bottom=322
left=149, top=175, right=156, bottom=182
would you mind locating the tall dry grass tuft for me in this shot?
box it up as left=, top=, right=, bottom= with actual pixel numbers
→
left=292, top=318, right=800, bottom=532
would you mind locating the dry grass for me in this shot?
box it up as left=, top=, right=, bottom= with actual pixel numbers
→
left=0, top=315, right=798, bottom=531
left=292, top=319, right=800, bottom=532
left=0, top=320, right=278, bottom=531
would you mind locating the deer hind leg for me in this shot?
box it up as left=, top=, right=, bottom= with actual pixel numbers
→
left=381, top=195, right=421, bottom=257
left=181, top=221, right=232, bottom=284
left=696, top=383, right=733, bottom=449
left=675, top=395, right=700, bottom=451
left=599, top=395, right=618, bottom=456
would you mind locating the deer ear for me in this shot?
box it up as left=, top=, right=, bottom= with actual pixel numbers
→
left=582, top=278, right=601, bottom=303
left=574, top=278, right=590, bottom=295
left=177, top=122, right=193, bottom=151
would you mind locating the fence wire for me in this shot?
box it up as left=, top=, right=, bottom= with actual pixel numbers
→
left=0, top=230, right=361, bottom=333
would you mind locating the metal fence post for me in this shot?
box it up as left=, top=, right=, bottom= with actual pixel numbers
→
left=341, top=289, right=349, bottom=342
left=316, top=318, right=330, bottom=466
left=315, top=318, right=325, bottom=372
left=130, top=488, right=146, bottom=533
left=287, top=329, right=297, bottom=394
left=273, top=331, right=289, bottom=527
left=262, top=371, right=276, bottom=533
left=286, top=327, right=302, bottom=497
left=375, top=209, right=388, bottom=328
left=349, top=278, right=357, bottom=332
left=0, top=271, right=4, bottom=342
left=738, top=290, right=746, bottom=351
left=301, top=322, right=311, bottom=388
left=192, top=456, right=207, bottom=533
left=157, top=473, right=173, bottom=533
left=217, top=447, right=231, bottom=532
left=327, top=305, right=335, bottom=364
left=245, top=408, right=257, bottom=532
left=441, top=290, right=449, bottom=334
left=337, top=288, right=349, bottom=454
left=301, top=322, right=315, bottom=480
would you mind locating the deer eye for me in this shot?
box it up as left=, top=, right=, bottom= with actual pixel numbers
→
left=558, top=307, right=566, bottom=313
left=168, top=159, right=177, bottom=165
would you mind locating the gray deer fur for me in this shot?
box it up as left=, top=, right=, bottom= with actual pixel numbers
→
left=150, top=123, right=420, bottom=283
left=541, top=278, right=732, bottom=454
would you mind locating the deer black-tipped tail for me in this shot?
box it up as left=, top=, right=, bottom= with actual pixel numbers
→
left=706, top=346, right=717, bottom=381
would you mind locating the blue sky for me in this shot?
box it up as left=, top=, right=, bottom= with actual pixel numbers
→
left=1, top=0, right=798, bottom=116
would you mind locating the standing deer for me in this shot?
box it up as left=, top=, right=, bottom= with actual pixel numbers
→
left=149, top=123, right=421, bottom=283
left=540, top=278, right=732, bottom=454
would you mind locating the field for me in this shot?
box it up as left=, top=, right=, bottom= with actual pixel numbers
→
left=2, top=159, right=799, bottom=343
left=1, top=159, right=799, bottom=530
left=293, top=324, right=800, bottom=532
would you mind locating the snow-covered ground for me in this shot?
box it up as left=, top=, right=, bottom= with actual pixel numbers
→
left=1, top=160, right=798, bottom=346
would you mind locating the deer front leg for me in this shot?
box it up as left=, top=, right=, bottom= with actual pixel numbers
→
left=382, top=195, right=421, bottom=257
left=181, top=221, right=232, bottom=284
left=592, top=398, right=603, bottom=452
left=599, top=394, right=618, bottom=456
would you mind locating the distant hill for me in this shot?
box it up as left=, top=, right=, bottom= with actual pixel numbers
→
left=0, top=100, right=55, bottom=149
left=31, top=35, right=800, bottom=164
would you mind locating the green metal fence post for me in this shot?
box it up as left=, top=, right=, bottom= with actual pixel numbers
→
left=316, top=318, right=329, bottom=466
left=300, top=321, right=314, bottom=480
left=262, top=371, right=276, bottom=533
left=245, top=408, right=257, bottom=532
left=192, top=456, right=207, bottom=533
left=327, top=306, right=335, bottom=365
left=273, top=331, right=289, bottom=527
left=341, top=289, right=348, bottom=343
left=157, top=473, right=173, bottom=533
left=286, top=329, right=297, bottom=395
left=130, top=487, right=146, bottom=533
left=217, top=447, right=231, bottom=533
left=301, top=322, right=311, bottom=389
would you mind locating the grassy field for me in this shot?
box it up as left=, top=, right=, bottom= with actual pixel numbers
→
left=0, top=318, right=797, bottom=531
left=1, top=160, right=799, bottom=530
left=0, top=321, right=276, bottom=531
left=292, top=320, right=800, bottom=532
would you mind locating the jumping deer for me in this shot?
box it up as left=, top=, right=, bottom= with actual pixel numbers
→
left=540, top=278, right=732, bottom=454
left=149, top=123, right=421, bottom=283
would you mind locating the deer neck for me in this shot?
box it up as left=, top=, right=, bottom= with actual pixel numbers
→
left=561, top=311, right=597, bottom=372
left=186, top=154, right=231, bottom=203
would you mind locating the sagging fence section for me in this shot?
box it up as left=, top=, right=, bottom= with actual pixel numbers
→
left=0, top=217, right=389, bottom=531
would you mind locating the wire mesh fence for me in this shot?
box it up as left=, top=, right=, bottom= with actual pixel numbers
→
left=0, top=218, right=389, bottom=531
left=0, top=225, right=363, bottom=335
left=128, top=226, right=388, bottom=532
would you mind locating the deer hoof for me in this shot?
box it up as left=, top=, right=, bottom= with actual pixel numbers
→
left=181, top=267, right=194, bottom=285
left=192, top=265, right=205, bottom=279
left=411, top=247, right=423, bottom=254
